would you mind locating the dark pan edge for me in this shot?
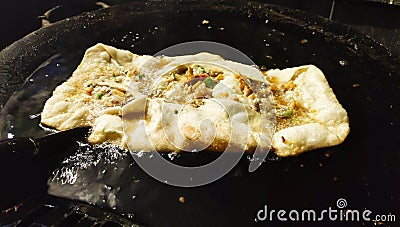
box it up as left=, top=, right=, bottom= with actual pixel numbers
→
left=0, top=0, right=399, bottom=108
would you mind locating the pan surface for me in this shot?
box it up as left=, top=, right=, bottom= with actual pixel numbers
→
left=0, top=1, right=399, bottom=226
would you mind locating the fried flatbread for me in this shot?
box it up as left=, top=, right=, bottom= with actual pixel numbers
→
left=41, top=43, right=349, bottom=156
left=265, top=66, right=349, bottom=156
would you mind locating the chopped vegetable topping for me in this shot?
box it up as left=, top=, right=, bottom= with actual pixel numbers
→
left=111, top=73, right=116, bottom=77
left=283, top=109, right=294, bottom=118
left=203, top=77, right=216, bottom=89
left=85, top=86, right=94, bottom=95
left=187, top=78, right=203, bottom=86
left=96, top=92, right=104, bottom=99
left=200, top=67, right=206, bottom=73
left=138, top=73, right=145, bottom=79
left=173, top=73, right=181, bottom=81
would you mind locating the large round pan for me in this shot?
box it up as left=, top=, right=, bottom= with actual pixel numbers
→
left=0, top=1, right=399, bottom=226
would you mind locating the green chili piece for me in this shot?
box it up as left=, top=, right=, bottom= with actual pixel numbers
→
left=96, top=92, right=104, bottom=99
left=283, top=109, right=294, bottom=118
left=204, top=77, right=216, bottom=88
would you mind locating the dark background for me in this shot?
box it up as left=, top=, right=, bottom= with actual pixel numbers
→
left=1, top=0, right=400, bottom=57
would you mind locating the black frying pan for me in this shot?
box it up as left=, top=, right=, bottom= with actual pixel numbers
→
left=0, top=1, right=399, bottom=226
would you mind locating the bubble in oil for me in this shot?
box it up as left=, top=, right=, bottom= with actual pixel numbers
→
left=339, top=60, right=348, bottom=66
